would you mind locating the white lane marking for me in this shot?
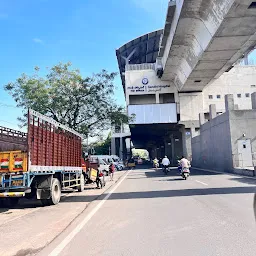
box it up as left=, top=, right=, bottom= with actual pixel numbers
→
left=195, top=180, right=208, bottom=186
left=48, top=170, right=131, bottom=256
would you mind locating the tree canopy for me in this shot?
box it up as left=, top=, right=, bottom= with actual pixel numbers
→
left=88, top=133, right=111, bottom=155
left=5, top=62, right=129, bottom=137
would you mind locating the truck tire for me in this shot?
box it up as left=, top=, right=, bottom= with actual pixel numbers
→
left=42, top=178, right=61, bottom=206
left=77, top=174, right=85, bottom=192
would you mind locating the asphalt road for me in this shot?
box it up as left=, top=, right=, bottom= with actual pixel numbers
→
left=39, top=168, right=256, bottom=256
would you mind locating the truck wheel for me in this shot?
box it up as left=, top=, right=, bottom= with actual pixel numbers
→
left=44, top=178, right=61, bottom=205
left=78, top=174, right=85, bottom=192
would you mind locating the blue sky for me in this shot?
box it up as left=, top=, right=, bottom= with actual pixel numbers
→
left=0, top=0, right=169, bottom=130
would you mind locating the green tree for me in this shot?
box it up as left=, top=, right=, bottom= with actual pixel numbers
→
left=90, top=133, right=111, bottom=155
left=5, top=62, right=129, bottom=137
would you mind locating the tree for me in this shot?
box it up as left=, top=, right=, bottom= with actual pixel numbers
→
left=90, top=133, right=111, bottom=155
left=5, top=62, right=129, bottom=137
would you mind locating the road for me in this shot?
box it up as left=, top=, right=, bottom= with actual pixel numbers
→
left=0, top=171, right=126, bottom=256
left=38, top=168, right=256, bottom=256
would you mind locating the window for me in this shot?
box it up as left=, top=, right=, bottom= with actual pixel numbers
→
left=159, top=93, right=175, bottom=103
left=237, top=94, right=241, bottom=98
left=251, top=85, right=256, bottom=88
left=217, top=95, right=221, bottom=99
left=129, top=94, right=156, bottom=105
left=245, top=93, right=250, bottom=98
left=208, top=95, right=213, bottom=99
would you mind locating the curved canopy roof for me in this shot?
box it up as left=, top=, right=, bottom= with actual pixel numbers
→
left=116, top=29, right=163, bottom=87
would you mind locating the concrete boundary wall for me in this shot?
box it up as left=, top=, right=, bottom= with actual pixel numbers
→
left=192, top=112, right=233, bottom=171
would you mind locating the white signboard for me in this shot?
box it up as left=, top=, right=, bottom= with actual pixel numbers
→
left=128, top=103, right=177, bottom=124
left=125, top=69, right=176, bottom=95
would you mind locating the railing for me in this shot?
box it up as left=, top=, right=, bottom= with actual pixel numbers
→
left=0, top=126, right=27, bottom=145
left=125, top=63, right=156, bottom=71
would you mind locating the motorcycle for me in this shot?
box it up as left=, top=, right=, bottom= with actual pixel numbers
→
left=181, top=168, right=190, bottom=180
left=96, top=170, right=106, bottom=189
left=153, top=162, right=159, bottom=169
left=163, top=165, right=169, bottom=175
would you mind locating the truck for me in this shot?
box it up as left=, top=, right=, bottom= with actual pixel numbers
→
left=0, top=109, right=84, bottom=207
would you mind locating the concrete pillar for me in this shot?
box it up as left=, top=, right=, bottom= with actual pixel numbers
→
left=199, top=113, right=205, bottom=126
left=156, top=94, right=160, bottom=104
left=111, top=137, right=116, bottom=155
left=125, top=138, right=131, bottom=158
left=119, top=137, right=123, bottom=160
left=225, top=94, right=234, bottom=111
left=181, top=126, right=193, bottom=160
left=251, top=92, right=256, bottom=109
left=191, top=127, right=196, bottom=138
left=209, top=104, right=217, bottom=120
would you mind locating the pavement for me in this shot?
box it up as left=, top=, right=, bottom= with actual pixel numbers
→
left=35, top=167, right=256, bottom=256
left=0, top=170, right=126, bottom=256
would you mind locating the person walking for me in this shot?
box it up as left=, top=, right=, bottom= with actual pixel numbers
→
left=109, top=163, right=115, bottom=181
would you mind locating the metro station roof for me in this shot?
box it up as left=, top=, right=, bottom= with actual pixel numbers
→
left=116, top=29, right=163, bottom=88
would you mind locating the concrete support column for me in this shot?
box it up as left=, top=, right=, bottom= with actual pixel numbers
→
left=181, top=126, right=193, bottom=160
left=225, top=94, right=234, bottom=111
left=119, top=137, right=123, bottom=160
left=251, top=92, right=256, bottom=109
left=125, top=138, right=131, bottom=159
left=191, top=127, right=196, bottom=138
left=111, top=137, right=116, bottom=155
left=199, top=113, right=205, bottom=126
left=209, top=104, right=217, bottom=120
left=156, top=94, right=160, bottom=104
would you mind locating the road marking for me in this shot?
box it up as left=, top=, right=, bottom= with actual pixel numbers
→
left=195, top=180, right=208, bottom=186
left=48, top=169, right=131, bottom=256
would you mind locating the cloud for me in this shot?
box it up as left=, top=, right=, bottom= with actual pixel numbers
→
left=33, top=38, right=44, bottom=44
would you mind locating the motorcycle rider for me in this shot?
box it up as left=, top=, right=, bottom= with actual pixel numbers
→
left=179, top=156, right=190, bottom=173
left=162, top=156, right=170, bottom=172
left=153, top=157, right=159, bottom=168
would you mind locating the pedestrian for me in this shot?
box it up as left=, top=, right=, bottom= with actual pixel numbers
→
left=109, top=163, right=115, bottom=181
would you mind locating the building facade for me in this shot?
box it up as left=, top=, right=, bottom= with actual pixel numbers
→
left=112, top=29, right=256, bottom=163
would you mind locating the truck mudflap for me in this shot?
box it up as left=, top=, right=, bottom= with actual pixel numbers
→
left=0, top=192, right=25, bottom=197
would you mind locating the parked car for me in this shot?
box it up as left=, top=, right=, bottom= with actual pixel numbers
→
left=89, top=156, right=110, bottom=176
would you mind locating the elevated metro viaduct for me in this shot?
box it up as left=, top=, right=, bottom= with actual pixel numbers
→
left=111, top=0, right=256, bottom=163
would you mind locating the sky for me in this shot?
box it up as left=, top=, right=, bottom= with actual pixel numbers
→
left=1, top=0, right=256, bottom=132
left=0, top=0, right=169, bottom=131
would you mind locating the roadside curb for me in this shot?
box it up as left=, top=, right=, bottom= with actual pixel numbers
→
left=192, top=167, right=256, bottom=180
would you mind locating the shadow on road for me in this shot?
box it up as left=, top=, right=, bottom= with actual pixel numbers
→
left=229, top=177, right=256, bottom=186
left=141, top=168, right=222, bottom=179
left=63, top=186, right=256, bottom=203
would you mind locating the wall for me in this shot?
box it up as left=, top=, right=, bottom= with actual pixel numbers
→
left=192, top=112, right=233, bottom=171
left=125, top=69, right=178, bottom=105
left=179, top=92, right=203, bottom=122
left=203, top=66, right=256, bottom=113
left=229, top=110, right=256, bottom=167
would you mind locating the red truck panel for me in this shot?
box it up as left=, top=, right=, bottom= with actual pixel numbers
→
left=28, top=110, right=82, bottom=167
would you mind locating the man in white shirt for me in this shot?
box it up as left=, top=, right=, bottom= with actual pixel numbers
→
left=179, top=156, right=190, bottom=172
left=162, top=156, right=170, bottom=167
